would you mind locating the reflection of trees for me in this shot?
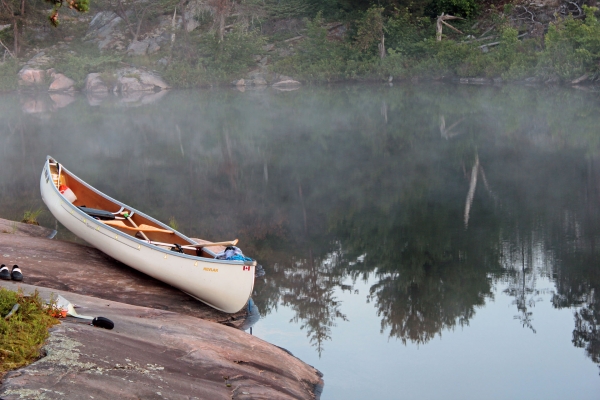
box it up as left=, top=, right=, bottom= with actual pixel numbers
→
left=281, top=253, right=350, bottom=356
left=501, top=238, right=543, bottom=334
left=333, top=174, right=499, bottom=344
left=3, top=85, right=600, bottom=360
left=549, top=156, right=600, bottom=371
left=573, top=298, right=600, bottom=365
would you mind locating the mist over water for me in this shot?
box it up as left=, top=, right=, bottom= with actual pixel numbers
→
left=1, top=84, right=600, bottom=399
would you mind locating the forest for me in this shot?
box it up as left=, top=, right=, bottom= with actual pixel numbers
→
left=0, top=0, right=597, bottom=88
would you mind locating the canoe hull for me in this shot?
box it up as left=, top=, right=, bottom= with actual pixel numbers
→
left=40, top=159, right=255, bottom=313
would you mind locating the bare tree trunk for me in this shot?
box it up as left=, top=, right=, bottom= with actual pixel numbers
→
left=178, top=0, right=188, bottom=37
left=12, top=17, right=18, bottom=56
left=116, top=0, right=151, bottom=43
left=133, top=6, right=149, bottom=42
left=167, top=7, right=177, bottom=65
left=210, top=0, right=230, bottom=42
left=378, top=34, right=385, bottom=59
left=117, top=0, right=136, bottom=40
left=436, top=13, right=464, bottom=41
left=219, top=8, right=224, bottom=42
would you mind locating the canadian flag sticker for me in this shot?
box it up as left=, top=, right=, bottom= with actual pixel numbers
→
left=243, top=266, right=251, bottom=271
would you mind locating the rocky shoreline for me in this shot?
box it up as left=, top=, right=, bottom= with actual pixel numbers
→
left=0, top=219, right=323, bottom=399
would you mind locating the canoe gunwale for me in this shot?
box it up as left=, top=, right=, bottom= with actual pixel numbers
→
left=44, top=156, right=256, bottom=267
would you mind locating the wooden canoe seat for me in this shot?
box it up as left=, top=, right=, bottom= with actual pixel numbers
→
left=101, top=220, right=174, bottom=234
left=190, top=238, right=227, bottom=253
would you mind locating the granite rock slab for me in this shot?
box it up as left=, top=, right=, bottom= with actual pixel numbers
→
left=0, top=283, right=323, bottom=400
left=0, top=219, right=248, bottom=325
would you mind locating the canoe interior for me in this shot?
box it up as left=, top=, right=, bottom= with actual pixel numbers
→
left=49, top=162, right=215, bottom=258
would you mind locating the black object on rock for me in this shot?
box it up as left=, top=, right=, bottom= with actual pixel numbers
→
left=92, top=316, right=114, bottom=330
left=11, top=265, right=23, bottom=281
left=0, top=264, right=9, bottom=280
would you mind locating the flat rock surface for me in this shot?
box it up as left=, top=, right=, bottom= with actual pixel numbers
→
left=0, top=283, right=323, bottom=400
left=0, top=219, right=247, bottom=325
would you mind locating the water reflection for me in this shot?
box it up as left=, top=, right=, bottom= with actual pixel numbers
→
left=1, top=84, right=600, bottom=372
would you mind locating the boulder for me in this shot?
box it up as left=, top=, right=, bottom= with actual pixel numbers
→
left=147, top=39, right=161, bottom=54
left=87, top=11, right=122, bottom=39
left=276, top=74, right=294, bottom=81
left=83, top=69, right=170, bottom=94
left=119, top=76, right=154, bottom=92
left=25, top=52, right=53, bottom=68
left=232, top=79, right=246, bottom=86
left=253, top=77, right=268, bottom=86
left=127, top=40, right=149, bottom=56
left=139, top=71, right=170, bottom=89
left=84, top=73, right=109, bottom=93
left=17, top=67, right=45, bottom=86
left=185, top=17, right=200, bottom=32
left=48, top=73, right=76, bottom=92
left=115, top=68, right=170, bottom=92
left=86, top=11, right=125, bottom=50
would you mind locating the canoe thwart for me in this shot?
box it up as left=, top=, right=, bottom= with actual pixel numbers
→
left=101, top=219, right=174, bottom=234
left=191, top=239, right=239, bottom=248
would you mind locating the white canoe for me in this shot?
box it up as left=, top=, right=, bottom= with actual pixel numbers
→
left=40, top=156, right=256, bottom=313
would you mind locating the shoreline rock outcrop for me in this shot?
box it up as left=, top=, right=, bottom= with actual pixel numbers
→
left=0, top=283, right=323, bottom=400
left=0, top=218, right=324, bottom=398
left=0, top=219, right=244, bottom=324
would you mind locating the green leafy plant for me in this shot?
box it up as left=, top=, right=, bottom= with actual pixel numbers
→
left=428, top=0, right=479, bottom=18
left=537, top=6, right=600, bottom=80
left=54, top=53, right=122, bottom=88
left=0, top=60, right=19, bottom=92
left=0, top=288, right=60, bottom=377
left=168, top=216, right=179, bottom=230
left=22, top=208, right=44, bottom=225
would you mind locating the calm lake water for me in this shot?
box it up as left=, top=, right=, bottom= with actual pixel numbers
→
left=1, top=84, right=600, bottom=399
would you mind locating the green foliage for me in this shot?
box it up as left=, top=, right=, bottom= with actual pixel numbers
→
left=384, top=8, right=430, bottom=56
left=204, top=26, right=265, bottom=77
left=0, top=288, right=60, bottom=375
left=538, top=6, right=600, bottom=80
left=54, top=52, right=121, bottom=88
left=378, top=49, right=406, bottom=78
left=354, top=6, right=384, bottom=54
left=45, top=0, right=90, bottom=26
left=162, top=61, right=207, bottom=89
left=275, top=12, right=366, bottom=81
left=262, top=0, right=319, bottom=19
left=258, top=0, right=358, bottom=20
left=428, top=0, right=479, bottom=18
left=0, top=60, right=19, bottom=92
left=22, top=208, right=44, bottom=225
left=164, top=25, right=265, bottom=87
